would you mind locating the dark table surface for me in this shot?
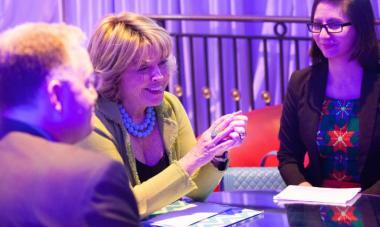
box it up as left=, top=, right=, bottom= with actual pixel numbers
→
left=206, top=190, right=380, bottom=226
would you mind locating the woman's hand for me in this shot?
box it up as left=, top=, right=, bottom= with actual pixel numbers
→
left=207, top=111, right=248, bottom=155
left=178, top=112, right=248, bottom=175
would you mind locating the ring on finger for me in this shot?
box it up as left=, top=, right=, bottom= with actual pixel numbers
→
left=239, top=132, right=246, bottom=140
left=211, top=128, right=219, bottom=139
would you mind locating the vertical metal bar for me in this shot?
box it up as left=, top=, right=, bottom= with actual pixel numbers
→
left=203, top=37, right=211, bottom=127
left=247, top=38, right=255, bottom=110
left=232, top=38, right=240, bottom=111
left=58, top=0, right=65, bottom=22
left=217, top=37, right=226, bottom=115
left=279, top=39, right=285, bottom=101
left=175, top=35, right=182, bottom=85
left=263, top=39, right=270, bottom=93
left=110, top=0, right=115, bottom=12
left=189, top=37, right=198, bottom=135
left=175, top=35, right=183, bottom=102
left=295, top=39, right=300, bottom=70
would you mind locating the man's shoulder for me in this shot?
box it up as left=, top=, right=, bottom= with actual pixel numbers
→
left=0, top=132, right=138, bottom=226
left=0, top=132, right=115, bottom=173
left=0, top=132, right=125, bottom=199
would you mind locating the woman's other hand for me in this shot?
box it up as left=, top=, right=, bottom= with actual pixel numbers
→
left=178, top=112, right=248, bottom=175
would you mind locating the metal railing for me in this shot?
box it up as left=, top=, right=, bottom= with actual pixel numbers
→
left=148, top=15, right=380, bottom=135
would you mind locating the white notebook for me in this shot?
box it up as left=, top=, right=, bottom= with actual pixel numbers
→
left=273, top=185, right=361, bottom=206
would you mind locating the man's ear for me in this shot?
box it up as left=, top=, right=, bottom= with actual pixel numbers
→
left=47, top=79, right=63, bottom=112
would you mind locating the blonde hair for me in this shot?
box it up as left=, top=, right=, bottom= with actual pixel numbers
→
left=0, top=23, right=86, bottom=109
left=88, top=12, right=176, bottom=101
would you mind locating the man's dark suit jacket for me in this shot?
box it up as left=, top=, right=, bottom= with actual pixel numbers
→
left=0, top=119, right=140, bottom=226
left=278, top=62, right=380, bottom=194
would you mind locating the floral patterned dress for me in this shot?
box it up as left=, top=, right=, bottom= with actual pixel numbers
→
left=317, top=97, right=363, bottom=226
left=316, top=97, right=361, bottom=188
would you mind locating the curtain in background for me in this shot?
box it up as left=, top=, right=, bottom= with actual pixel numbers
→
left=1, top=0, right=379, bottom=133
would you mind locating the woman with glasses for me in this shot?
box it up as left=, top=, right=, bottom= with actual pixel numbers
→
left=79, top=12, right=248, bottom=218
left=278, top=0, right=380, bottom=194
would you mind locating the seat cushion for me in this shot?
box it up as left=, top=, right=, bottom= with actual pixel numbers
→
left=222, top=167, right=286, bottom=191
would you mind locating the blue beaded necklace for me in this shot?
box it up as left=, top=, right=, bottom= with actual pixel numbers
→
left=118, top=104, right=156, bottom=138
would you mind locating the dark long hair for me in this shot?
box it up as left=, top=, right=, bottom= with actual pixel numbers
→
left=310, top=0, right=379, bottom=71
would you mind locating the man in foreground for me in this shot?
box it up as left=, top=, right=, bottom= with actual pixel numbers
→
left=0, top=22, right=140, bottom=226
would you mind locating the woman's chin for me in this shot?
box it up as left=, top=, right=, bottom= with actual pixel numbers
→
left=146, top=95, right=164, bottom=106
left=143, top=90, right=164, bottom=105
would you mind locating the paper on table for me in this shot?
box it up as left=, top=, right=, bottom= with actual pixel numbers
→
left=142, top=202, right=230, bottom=227
left=192, top=207, right=263, bottom=226
left=273, top=185, right=361, bottom=206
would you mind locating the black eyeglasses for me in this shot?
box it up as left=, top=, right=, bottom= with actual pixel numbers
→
left=307, top=22, right=352, bottom=33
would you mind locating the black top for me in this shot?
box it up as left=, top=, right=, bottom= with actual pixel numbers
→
left=136, top=152, right=169, bottom=183
left=277, top=62, right=380, bottom=194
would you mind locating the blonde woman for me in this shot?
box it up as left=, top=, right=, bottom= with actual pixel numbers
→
left=80, top=12, right=248, bottom=218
